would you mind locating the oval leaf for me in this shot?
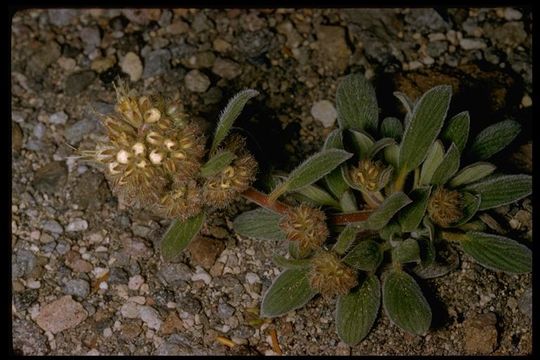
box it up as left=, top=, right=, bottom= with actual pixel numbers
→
left=347, top=129, right=375, bottom=159
left=333, top=225, right=359, bottom=255
left=383, top=269, right=432, bottom=335
left=430, top=143, right=460, bottom=185
left=200, top=150, right=236, bottom=177
left=261, top=268, right=317, bottom=317
left=336, top=73, right=378, bottom=132
left=336, top=275, right=381, bottom=345
left=399, top=85, right=452, bottom=173
left=161, top=213, right=206, bottom=262
left=448, top=162, right=496, bottom=188
left=392, top=238, right=421, bottom=264
left=368, top=137, right=397, bottom=159
left=343, top=240, right=383, bottom=271
left=323, top=128, right=343, bottom=149
left=380, top=117, right=403, bottom=141
left=292, top=183, right=341, bottom=209
left=384, top=143, right=400, bottom=169
left=360, top=192, right=412, bottom=230
left=211, top=89, right=259, bottom=153
left=419, top=140, right=444, bottom=186
left=461, top=232, right=532, bottom=274
left=441, top=111, right=470, bottom=152
left=463, top=174, right=532, bottom=210
left=468, top=120, right=521, bottom=160
left=233, top=208, right=286, bottom=241
left=269, top=149, right=352, bottom=200
left=399, top=187, right=432, bottom=233
left=339, top=189, right=359, bottom=212
left=272, top=254, right=311, bottom=269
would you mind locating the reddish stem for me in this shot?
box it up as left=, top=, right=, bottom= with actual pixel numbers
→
left=241, top=187, right=373, bottom=225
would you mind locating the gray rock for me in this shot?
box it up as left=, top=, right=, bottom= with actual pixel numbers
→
left=427, top=41, right=448, bottom=58
left=404, top=8, right=450, bottom=32
left=460, top=38, right=487, bottom=50
left=236, top=30, right=274, bottom=59
left=518, top=288, right=532, bottom=319
left=139, top=306, right=162, bottom=330
left=49, top=111, right=68, bottom=125
left=276, top=21, right=303, bottom=49
left=32, top=123, right=45, bottom=139
left=64, top=118, right=97, bottom=145
left=311, top=100, right=337, bottom=128
left=35, top=295, right=88, bottom=334
left=184, top=70, right=211, bottom=93
left=488, top=22, right=527, bottom=48
left=131, top=223, right=152, bottom=238
left=217, top=301, right=235, bottom=319
left=48, top=9, right=77, bottom=27
left=66, top=219, right=88, bottom=232
left=191, top=13, right=212, bottom=33
left=71, top=172, right=107, bottom=210
left=143, top=49, right=171, bottom=79
left=13, top=289, right=39, bottom=312
left=55, top=241, right=71, bottom=255
left=174, top=293, right=202, bottom=314
left=32, top=162, right=67, bottom=194
left=120, top=52, right=143, bottom=82
left=170, top=43, right=198, bottom=60
left=12, top=251, right=37, bottom=281
left=26, top=41, right=61, bottom=79
left=64, top=71, right=96, bottom=96
left=211, top=58, right=242, bottom=80
left=232, top=325, right=255, bottom=339
left=42, top=220, right=64, bottom=234
left=153, top=288, right=175, bottom=308
left=159, top=262, right=193, bottom=285
left=182, top=51, right=216, bottom=69
left=63, top=279, right=90, bottom=298
left=202, top=87, right=223, bottom=105
left=504, top=8, right=522, bottom=21
left=12, top=318, right=48, bottom=355
left=109, top=267, right=130, bottom=285
left=41, top=241, right=57, bottom=253
left=79, top=27, right=101, bottom=52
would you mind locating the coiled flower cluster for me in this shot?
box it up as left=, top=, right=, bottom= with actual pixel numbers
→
left=83, top=84, right=257, bottom=220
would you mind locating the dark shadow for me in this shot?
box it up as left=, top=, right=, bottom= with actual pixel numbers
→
left=414, top=275, right=450, bottom=330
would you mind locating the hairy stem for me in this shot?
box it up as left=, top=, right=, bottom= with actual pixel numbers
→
left=241, top=187, right=373, bottom=225
left=392, top=167, right=408, bottom=193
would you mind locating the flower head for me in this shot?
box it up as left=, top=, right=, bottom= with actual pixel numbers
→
left=427, top=187, right=463, bottom=227
left=309, top=251, right=358, bottom=297
left=279, top=203, right=329, bottom=252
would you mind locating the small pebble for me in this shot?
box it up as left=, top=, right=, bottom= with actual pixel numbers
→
left=66, top=219, right=88, bottom=232
left=120, top=52, right=143, bottom=82
left=310, top=100, right=337, bottom=128
left=184, top=70, right=211, bottom=93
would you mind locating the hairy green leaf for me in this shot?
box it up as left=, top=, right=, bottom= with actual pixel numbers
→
left=233, top=208, right=286, bottom=241
left=384, top=143, right=399, bottom=169
left=399, top=85, right=452, bottom=173
left=343, top=240, right=383, bottom=271
left=441, top=111, right=470, bottom=152
left=431, top=143, right=460, bottom=185
left=348, top=129, right=375, bottom=158
left=448, top=162, right=496, bottom=188
left=380, top=117, right=403, bottom=141
left=463, top=174, right=532, bottom=210
left=336, top=73, right=379, bottom=132
left=289, top=241, right=313, bottom=259
left=334, top=225, right=359, bottom=255
left=393, top=91, right=415, bottom=126
left=161, top=213, right=206, bottom=262
left=211, top=89, right=258, bottom=153
left=292, top=183, right=341, bottom=209
left=360, top=192, right=412, bottom=230
left=325, top=168, right=350, bottom=200
left=272, top=254, right=312, bottom=269
left=270, top=149, right=352, bottom=200
left=199, top=150, right=236, bottom=177
left=339, top=190, right=359, bottom=212
left=392, top=238, right=421, bottom=264
left=261, top=268, right=317, bottom=317
left=413, top=243, right=459, bottom=279
left=368, top=137, right=397, bottom=159
left=336, top=275, right=380, bottom=345
left=383, top=269, right=432, bottom=335
left=419, top=140, right=444, bottom=186
left=399, top=187, right=432, bottom=233
left=323, top=128, right=343, bottom=149
left=468, top=120, right=521, bottom=160
left=461, top=232, right=532, bottom=274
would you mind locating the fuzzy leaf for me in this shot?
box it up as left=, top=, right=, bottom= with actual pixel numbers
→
left=463, top=174, right=532, bottom=210
left=336, top=275, right=380, bottom=345
left=270, top=149, right=352, bottom=200
left=399, top=85, right=452, bottom=173
left=360, top=192, right=412, bottom=230
left=161, top=213, right=206, bottom=262
left=393, top=91, right=415, bottom=124
left=383, top=269, right=432, bottom=335
left=379, top=221, right=401, bottom=241
left=380, top=117, right=404, bottom=141
left=199, top=150, right=236, bottom=177
left=448, top=162, right=496, bottom=188
left=343, top=240, right=383, bottom=271
left=289, top=241, right=312, bottom=259
left=292, top=184, right=341, bottom=209
left=211, top=89, right=259, bottom=153
left=431, top=143, right=460, bottom=185
left=468, top=120, right=521, bottom=160
left=334, top=225, right=359, bottom=255
left=233, top=208, right=286, bottom=241
left=368, top=138, right=397, bottom=159
left=384, top=144, right=399, bottom=169
left=336, top=73, right=379, bottom=132
left=461, top=232, right=532, bottom=274
left=419, top=140, right=444, bottom=186
left=399, top=187, right=432, bottom=233
left=339, top=190, right=359, bottom=212
left=272, top=254, right=312, bottom=269
left=348, top=129, right=375, bottom=158
left=323, top=128, right=343, bottom=149
left=451, top=192, right=481, bottom=227
left=413, top=243, right=459, bottom=279
left=441, top=111, right=470, bottom=152
left=392, top=238, right=421, bottom=264
left=261, top=268, right=317, bottom=317
left=325, top=168, right=350, bottom=200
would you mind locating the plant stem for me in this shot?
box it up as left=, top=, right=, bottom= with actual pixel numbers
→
left=392, top=167, right=408, bottom=193
left=241, top=187, right=373, bottom=225
left=440, top=230, right=468, bottom=242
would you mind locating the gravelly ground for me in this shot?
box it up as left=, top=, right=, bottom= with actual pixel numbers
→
left=11, top=8, right=532, bottom=355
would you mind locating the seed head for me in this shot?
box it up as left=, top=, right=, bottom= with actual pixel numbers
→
left=153, top=180, right=203, bottom=220
left=309, top=251, right=358, bottom=298
left=427, top=187, right=463, bottom=227
left=350, top=159, right=384, bottom=192
left=279, top=203, right=329, bottom=252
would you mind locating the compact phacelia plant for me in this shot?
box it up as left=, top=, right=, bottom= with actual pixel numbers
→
left=233, top=73, right=532, bottom=345
left=80, top=83, right=259, bottom=260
